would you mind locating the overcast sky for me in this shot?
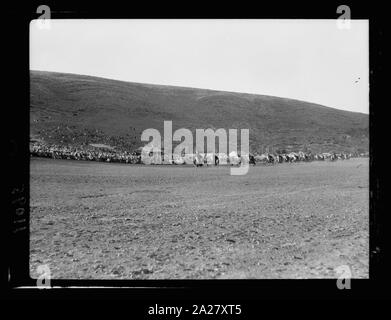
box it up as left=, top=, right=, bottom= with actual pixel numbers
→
left=30, top=19, right=369, bottom=114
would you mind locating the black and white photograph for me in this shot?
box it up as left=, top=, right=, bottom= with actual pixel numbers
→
left=27, top=18, right=370, bottom=282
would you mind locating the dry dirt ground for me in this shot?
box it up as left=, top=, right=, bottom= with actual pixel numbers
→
left=30, top=158, right=369, bottom=279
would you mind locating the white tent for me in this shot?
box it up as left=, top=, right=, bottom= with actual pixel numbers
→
left=194, top=152, right=205, bottom=166
left=204, top=153, right=215, bottom=165
left=216, top=153, right=228, bottom=165
left=173, top=153, right=185, bottom=165
left=255, top=154, right=268, bottom=163
left=183, top=153, right=195, bottom=165
left=229, top=151, right=240, bottom=165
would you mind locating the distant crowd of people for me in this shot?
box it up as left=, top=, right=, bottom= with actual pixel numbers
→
left=30, top=143, right=141, bottom=164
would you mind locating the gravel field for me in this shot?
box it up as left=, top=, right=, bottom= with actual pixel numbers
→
left=30, top=158, right=369, bottom=279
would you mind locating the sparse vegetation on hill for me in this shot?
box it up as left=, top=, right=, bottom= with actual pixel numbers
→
left=30, top=70, right=369, bottom=154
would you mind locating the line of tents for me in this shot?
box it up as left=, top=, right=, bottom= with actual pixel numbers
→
left=140, top=149, right=354, bottom=165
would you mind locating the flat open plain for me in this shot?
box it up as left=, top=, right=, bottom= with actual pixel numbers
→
left=30, top=158, right=369, bottom=279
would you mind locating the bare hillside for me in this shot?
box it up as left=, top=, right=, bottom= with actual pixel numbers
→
left=30, top=70, right=369, bottom=153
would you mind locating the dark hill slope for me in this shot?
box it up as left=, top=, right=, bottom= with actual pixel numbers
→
left=30, top=70, right=368, bottom=153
